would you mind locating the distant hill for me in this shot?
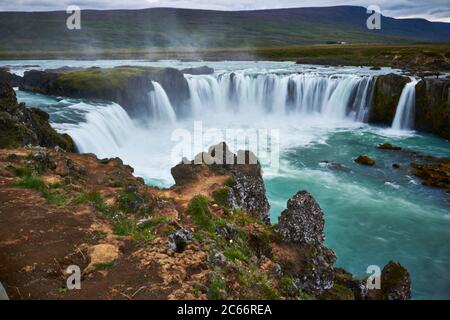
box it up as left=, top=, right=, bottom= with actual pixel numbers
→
left=0, top=6, right=449, bottom=52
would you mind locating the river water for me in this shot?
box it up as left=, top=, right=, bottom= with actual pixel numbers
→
left=4, top=60, right=449, bottom=299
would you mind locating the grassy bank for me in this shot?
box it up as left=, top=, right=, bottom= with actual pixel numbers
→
left=1, top=44, right=449, bottom=71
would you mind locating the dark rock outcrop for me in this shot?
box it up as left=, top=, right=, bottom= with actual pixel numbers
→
left=355, top=155, right=375, bottom=166
left=366, top=261, right=411, bottom=300
left=276, top=191, right=336, bottom=296
left=415, top=78, right=450, bottom=140
left=181, top=66, right=214, bottom=75
left=171, top=142, right=270, bottom=224
left=277, top=191, right=325, bottom=245
left=369, top=74, right=410, bottom=125
left=0, top=68, right=22, bottom=87
left=19, top=67, right=191, bottom=118
left=0, top=82, right=75, bottom=151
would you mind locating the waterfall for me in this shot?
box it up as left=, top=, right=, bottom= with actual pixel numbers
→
left=63, top=102, right=136, bottom=157
left=391, top=78, right=420, bottom=130
left=184, top=72, right=376, bottom=121
left=147, top=81, right=177, bottom=124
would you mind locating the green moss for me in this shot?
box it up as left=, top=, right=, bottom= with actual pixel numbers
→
left=224, top=178, right=236, bottom=188
left=188, top=195, right=215, bottom=233
left=14, top=175, right=46, bottom=191
left=12, top=166, right=34, bottom=177
left=94, top=261, right=116, bottom=270
left=207, top=275, right=226, bottom=300
left=73, top=191, right=108, bottom=213
left=212, top=188, right=230, bottom=207
left=223, top=249, right=250, bottom=264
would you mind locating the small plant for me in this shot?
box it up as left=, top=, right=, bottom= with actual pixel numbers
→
left=12, top=166, right=33, bottom=177
left=188, top=195, right=215, bottom=233
left=94, top=261, right=116, bottom=270
left=14, top=175, right=46, bottom=191
left=223, top=249, right=249, bottom=264
left=212, top=188, right=230, bottom=208
left=224, top=178, right=236, bottom=188
left=207, top=275, right=226, bottom=300
left=73, top=191, right=108, bottom=212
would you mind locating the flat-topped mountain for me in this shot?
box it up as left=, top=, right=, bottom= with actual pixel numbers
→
left=0, top=6, right=449, bottom=53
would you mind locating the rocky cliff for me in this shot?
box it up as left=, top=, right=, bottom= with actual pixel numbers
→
left=0, top=82, right=74, bottom=151
left=0, top=108, right=412, bottom=303
left=369, top=74, right=450, bottom=140
left=19, top=67, right=191, bottom=118
left=415, top=78, right=450, bottom=139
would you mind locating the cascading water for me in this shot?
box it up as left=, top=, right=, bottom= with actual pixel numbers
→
left=63, top=102, right=136, bottom=157
left=147, top=81, right=177, bottom=124
left=185, top=72, right=376, bottom=121
left=391, top=78, right=420, bottom=131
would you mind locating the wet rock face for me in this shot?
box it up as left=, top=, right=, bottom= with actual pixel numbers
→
left=277, top=191, right=325, bottom=245
left=0, top=68, right=22, bottom=87
left=181, top=66, right=214, bottom=75
left=369, top=73, right=410, bottom=125
left=415, top=78, right=450, bottom=140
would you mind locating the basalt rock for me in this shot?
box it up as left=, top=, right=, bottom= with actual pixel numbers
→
left=414, top=78, right=450, bottom=140
left=277, top=191, right=325, bottom=245
left=355, top=155, right=375, bottom=166
left=0, top=68, right=22, bottom=87
left=369, top=74, right=410, bottom=125
left=276, top=191, right=336, bottom=296
left=181, top=66, right=214, bottom=75
left=171, top=142, right=270, bottom=224
left=366, top=261, right=411, bottom=300
left=19, top=67, right=191, bottom=118
left=0, top=82, right=75, bottom=151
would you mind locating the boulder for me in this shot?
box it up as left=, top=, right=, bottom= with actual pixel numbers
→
left=377, top=143, right=402, bottom=150
left=276, top=191, right=336, bottom=296
left=366, top=261, right=411, bottom=300
left=355, top=155, right=375, bottom=166
left=277, top=191, right=325, bottom=245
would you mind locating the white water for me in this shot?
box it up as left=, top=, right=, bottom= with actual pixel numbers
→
left=147, top=81, right=177, bottom=124
left=185, top=72, right=375, bottom=121
left=391, top=78, right=420, bottom=130
left=12, top=61, right=450, bottom=299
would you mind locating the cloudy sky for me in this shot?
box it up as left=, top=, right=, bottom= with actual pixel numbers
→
left=1, top=0, right=449, bottom=22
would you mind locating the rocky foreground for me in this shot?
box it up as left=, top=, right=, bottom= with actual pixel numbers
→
left=0, top=82, right=412, bottom=300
